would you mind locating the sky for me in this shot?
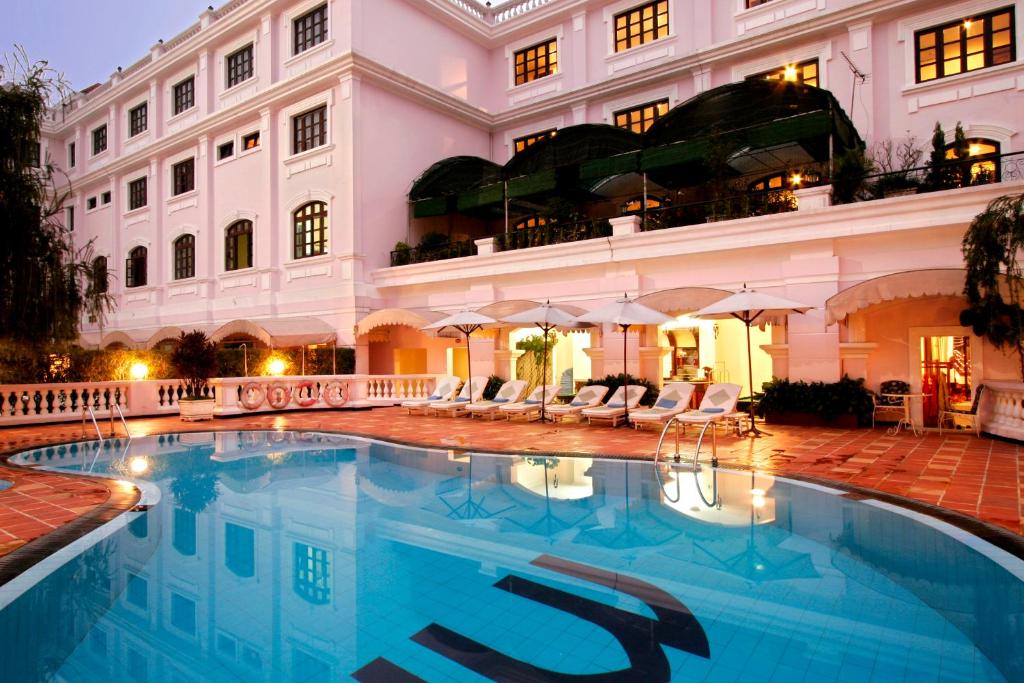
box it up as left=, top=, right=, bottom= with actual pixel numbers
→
left=1, top=1, right=214, bottom=92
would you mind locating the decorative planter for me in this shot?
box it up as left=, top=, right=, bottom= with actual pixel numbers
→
left=179, top=398, right=216, bottom=422
left=764, top=411, right=859, bottom=428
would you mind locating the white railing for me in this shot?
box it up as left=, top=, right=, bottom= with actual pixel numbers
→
left=0, top=374, right=443, bottom=426
left=978, top=381, right=1024, bottom=442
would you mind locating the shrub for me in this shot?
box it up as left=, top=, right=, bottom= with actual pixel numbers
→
left=757, top=375, right=874, bottom=425
left=392, top=241, right=412, bottom=266
left=170, top=331, right=219, bottom=398
left=585, top=374, right=658, bottom=407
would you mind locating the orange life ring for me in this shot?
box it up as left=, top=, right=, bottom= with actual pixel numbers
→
left=323, top=381, right=347, bottom=407
left=294, top=381, right=318, bottom=408
left=239, top=382, right=266, bottom=410
left=266, top=382, right=292, bottom=409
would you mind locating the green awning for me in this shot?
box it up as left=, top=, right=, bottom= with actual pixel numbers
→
left=508, top=169, right=558, bottom=198
left=412, top=196, right=451, bottom=218
left=580, top=151, right=641, bottom=181
left=456, top=182, right=504, bottom=212
left=641, top=139, right=710, bottom=171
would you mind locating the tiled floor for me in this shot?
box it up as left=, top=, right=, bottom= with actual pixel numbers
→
left=0, top=408, right=1021, bottom=558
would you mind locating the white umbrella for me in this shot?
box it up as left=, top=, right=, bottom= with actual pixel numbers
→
left=692, top=286, right=813, bottom=437
left=575, top=294, right=674, bottom=425
left=422, top=309, right=498, bottom=403
left=501, top=301, right=591, bottom=422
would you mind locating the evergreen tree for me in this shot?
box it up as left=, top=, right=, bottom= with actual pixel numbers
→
left=924, top=122, right=949, bottom=191
left=0, top=49, right=111, bottom=344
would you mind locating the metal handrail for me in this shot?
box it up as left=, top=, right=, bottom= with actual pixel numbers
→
left=113, top=403, right=130, bottom=439
left=82, top=406, right=103, bottom=444
left=654, top=415, right=720, bottom=507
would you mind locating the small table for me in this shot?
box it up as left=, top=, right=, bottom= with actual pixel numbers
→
left=882, top=393, right=931, bottom=436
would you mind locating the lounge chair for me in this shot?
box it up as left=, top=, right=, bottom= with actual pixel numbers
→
left=499, top=384, right=559, bottom=421
left=545, top=385, right=610, bottom=422
left=629, top=382, right=696, bottom=430
left=465, top=380, right=529, bottom=419
left=673, top=383, right=743, bottom=433
left=582, top=385, right=649, bottom=427
left=402, top=375, right=461, bottom=414
left=429, top=376, right=487, bottom=416
left=938, top=384, right=984, bottom=436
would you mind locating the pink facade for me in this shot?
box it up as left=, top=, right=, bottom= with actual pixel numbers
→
left=40, top=0, right=1024, bottom=406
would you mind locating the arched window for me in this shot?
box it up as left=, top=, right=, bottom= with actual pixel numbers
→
left=173, top=234, right=195, bottom=280
left=945, top=138, right=1000, bottom=183
left=622, top=196, right=666, bottom=214
left=293, top=201, right=327, bottom=259
left=92, top=256, right=108, bottom=294
left=126, top=247, right=147, bottom=288
left=513, top=215, right=550, bottom=230
left=225, top=220, right=253, bottom=271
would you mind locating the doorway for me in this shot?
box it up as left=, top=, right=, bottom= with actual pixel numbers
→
left=920, top=335, right=972, bottom=427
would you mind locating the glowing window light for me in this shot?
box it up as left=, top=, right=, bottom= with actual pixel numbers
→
left=783, top=65, right=798, bottom=82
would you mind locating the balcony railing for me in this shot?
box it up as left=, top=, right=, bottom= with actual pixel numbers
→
left=494, top=218, right=612, bottom=252
left=845, top=150, right=1024, bottom=202
left=391, top=238, right=477, bottom=266
left=642, top=189, right=798, bottom=232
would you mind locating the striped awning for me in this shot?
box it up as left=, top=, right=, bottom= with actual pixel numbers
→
left=825, top=269, right=968, bottom=326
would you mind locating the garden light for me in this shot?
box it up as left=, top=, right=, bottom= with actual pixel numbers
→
left=129, top=362, right=149, bottom=380
left=267, top=357, right=287, bottom=376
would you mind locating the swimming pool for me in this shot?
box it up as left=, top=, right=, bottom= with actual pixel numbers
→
left=1, top=431, right=1022, bottom=682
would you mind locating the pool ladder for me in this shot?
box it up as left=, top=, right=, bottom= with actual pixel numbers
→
left=653, top=416, right=720, bottom=508
left=82, top=404, right=130, bottom=443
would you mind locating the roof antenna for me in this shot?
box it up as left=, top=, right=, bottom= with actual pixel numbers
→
left=840, top=51, right=868, bottom=114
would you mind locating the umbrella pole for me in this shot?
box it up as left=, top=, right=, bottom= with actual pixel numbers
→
left=623, top=323, right=631, bottom=427
left=465, top=326, right=473, bottom=405
left=540, top=324, right=550, bottom=422
left=743, top=320, right=770, bottom=437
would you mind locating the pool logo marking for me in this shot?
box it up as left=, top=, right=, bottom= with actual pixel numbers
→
left=353, top=553, right=709, bottom=682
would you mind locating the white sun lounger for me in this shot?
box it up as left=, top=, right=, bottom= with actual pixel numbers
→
left=402, top=375, right=461, bottom=414
left=499, top=384, right=559, bottom=421
left=429, top=376, right=487, bottom=416
left=582, top=385, right=648, bottom=426
left=465, top=380, right=529, bottom=419
left=673, top=383, right=743, bottom=431
left=629, top=382, right=696, bottom=429
left=545, top=385, right=610, bottom=422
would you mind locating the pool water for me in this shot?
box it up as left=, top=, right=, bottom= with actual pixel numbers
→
left=1, top=431, right=1022, bottom=682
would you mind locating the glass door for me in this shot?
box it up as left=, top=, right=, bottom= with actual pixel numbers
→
left=920, top=336, right=972, bottom=427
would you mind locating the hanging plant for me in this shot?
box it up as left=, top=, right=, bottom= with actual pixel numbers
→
left=515, top=332, right=558, bottom=366
left=961, top=192, right=1024, bottom=380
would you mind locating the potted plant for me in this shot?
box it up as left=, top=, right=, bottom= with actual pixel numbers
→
left=171, top=330, right=219, bottom=421
left=757, top=375, right=873, bottom=427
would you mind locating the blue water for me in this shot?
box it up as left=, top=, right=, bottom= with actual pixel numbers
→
left=1, top=431, right=1022, bottom=682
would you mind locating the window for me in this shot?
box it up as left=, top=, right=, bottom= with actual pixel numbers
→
left=614, top=1, right=669, bottom=53
left=129, top=102, right=148, bottom=137
left=128, top=177, right=147, bottom=211
left=92, top=256, right=108, bottom=293
left=87, top=196, right=97, bottom=210
left=748, top=59, right=819, bottom=87
left=915, top=8, right=1015, bottom=83
left=173, top=158, right=195, bottom=196
left=746, top=0, right=774, bottom=7
left=92, top=125, right=107, bottom=155
left=170, top=593, right=197, bottom=636
left=294, top=4, right=328, bottom=55
left=293, top=201, right=328, bottom=259
left=173, top=234, right=195, bottom=280
left=68, top=142, right=76, bottom=168
left=243, top=131, right=260, bottom=150
left=65, top=206, right=74, bottom=231
left=293, top=543, right=330, bottom=605
left=129, top=513, right=148, bottom=537
left=614, top=99, right=669, bottom=134
left=292, top=106, right=327, bottom=154
left=514, top=38, right=558, bottom=86
left=225, top=523, right=255, bottom=578
left=514, top=129, right=556, bottom=154
left=226, top=44, right=254, bottom=88
left=101, top=191, right=112, bottom=205
left=622, top=195, right=665, bottom=213
left=173, top=76, right=195, bottom=115
left=218, top=141, right=235, bottom=160
left=513, top=216, right=551, bottom=230
left=125, top=572, right=148, bottom=610
left=946, top=138, right=1001, bottom=183
left=126, top=247, right=147, bottom=288
left=225, top=220, right=253, bottom=271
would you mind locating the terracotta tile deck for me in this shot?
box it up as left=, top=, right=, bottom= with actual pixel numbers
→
left=0, top=408, right=1021, bottom=560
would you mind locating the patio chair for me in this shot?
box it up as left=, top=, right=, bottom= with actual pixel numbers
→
left=465, top=380, right=529, bottom=419
left=499, top=384, right=559, bottom=421
left=938, top=384, right=984, bottom=436
left=629, top=382, right=696, bottom=430
left=582, top=385, right=649, bottom=427
left=872, top=379, right=909, bottom=428
left=402, top=375, right=461, bottom=414
left=674, top=383, right=743, bottom=432
left=429, top=376, right=487, bottom=416
left=545, top=385, right=610, bottom=422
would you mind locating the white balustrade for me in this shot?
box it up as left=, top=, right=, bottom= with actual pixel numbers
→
left=0, top=374, right=442, bottom=426
left=978, top=381, right=1024, bottom=442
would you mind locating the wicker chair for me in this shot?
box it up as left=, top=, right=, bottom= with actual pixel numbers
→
left=938, top=384, right=984, bottom=436
left=872, top=380, right=910, bottom=429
